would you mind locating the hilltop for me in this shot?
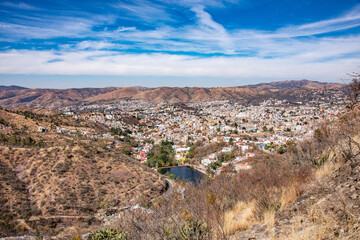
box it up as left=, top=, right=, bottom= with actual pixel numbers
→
left=0, top=85, right=28, bottom=91
left=0, top=80, right=346, bottom=108
left=0, top=87, right=117, bottom=109
left=242, top=79, right=342, bottom=90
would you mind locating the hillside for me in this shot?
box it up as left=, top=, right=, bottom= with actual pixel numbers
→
left=88, top=107, right=360, bottom=240
left=231, top=110, right=360, bottom=239
left=0, top=87, right=118, bottom=108
left=84, top=80, right=346, bottom=105
left=0, top=80, right=346, bottom=108
left=0, top=85, right=28, bottom=91
left=0, top=109, right=166, bottom=238
left=242, top=79, right=342, bottom=90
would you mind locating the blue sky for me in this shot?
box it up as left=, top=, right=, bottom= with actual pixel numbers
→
left=0, top=0, right=360, bottom=88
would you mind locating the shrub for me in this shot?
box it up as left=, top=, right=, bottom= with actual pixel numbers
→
left=157, top=167, right=165, bottom=174
left=178, top=220, right=209, bottom=240
left=88, top=227, right=128, bottom=240
left=0, top=117, right=9, bottom=126
left=166, top=173, right=176, bottom=179
left=72, top=235, right=82, bottom=240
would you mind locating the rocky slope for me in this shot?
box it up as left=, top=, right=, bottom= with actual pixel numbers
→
left=0, top=109, right=166, bottom=238
left=230, top=110, right=360, bottom=240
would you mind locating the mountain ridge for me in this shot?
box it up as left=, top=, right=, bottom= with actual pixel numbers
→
left=0, top=85, right=28, bottom=91
left=0, top=80, right=346, bottom=108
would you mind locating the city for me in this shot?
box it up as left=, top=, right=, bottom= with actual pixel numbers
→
left=55, top=90, right=346, bottom=177
left=1, top=0, right=359, bottom=238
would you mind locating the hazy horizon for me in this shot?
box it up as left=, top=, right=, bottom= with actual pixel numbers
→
left=0, top=77, right=347, bottom=90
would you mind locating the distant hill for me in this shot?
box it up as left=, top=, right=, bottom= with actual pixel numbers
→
left=0, top=80, right=347, bottom=108
left=241, top=79, right=340, bottom=90
left=0, top=85, right=28, bottom=91
left=0, top=87, right=118, bottom=108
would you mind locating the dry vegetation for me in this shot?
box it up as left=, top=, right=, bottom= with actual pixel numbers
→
left=0, top=78, right=358, bottom=239
left=0, top=109, right=166, bottom=238
left=100, top=108, right=360, bottom=239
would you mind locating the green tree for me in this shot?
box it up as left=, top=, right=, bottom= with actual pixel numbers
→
left=146, top=141, right=176, bottom=168
left=186, top=146, right=196, bottom=158
left=22, top=136, right=36, bottom=146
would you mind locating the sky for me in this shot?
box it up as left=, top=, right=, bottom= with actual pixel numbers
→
left=0, top=0, right=360, bottom=88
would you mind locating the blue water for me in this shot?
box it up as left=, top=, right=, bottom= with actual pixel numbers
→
left=163, top=166, right=203, bottom=185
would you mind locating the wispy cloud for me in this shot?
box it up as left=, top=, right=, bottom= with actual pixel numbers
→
left=1, top=2, right=40, bottom=10
left=161, top=0, right=239, bottom=8
left=112, top=0, right=172, bottom=23
left=60, top=41, right=128, bottom=51
left=189, top=5, right=235, bottom=53
left=243, top=5, right=360, bottom=39
left=0, top=12, right=115, bottom=40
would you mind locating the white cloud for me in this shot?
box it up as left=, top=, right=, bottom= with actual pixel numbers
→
left=0, top=49, right=358, bottom=82
left=0, top=17, right=94, bottom=39
left=74, top=41, right=127, bottom=50
left=190, top=5, right=235, bottom=53
left=116, top=26, right=137, bottom=32
left=112, top=0, right=172, bottom=23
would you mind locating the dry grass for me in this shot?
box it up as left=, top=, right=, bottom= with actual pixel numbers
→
left=263, top=209, right=276, bottom=230
left=286, top=206, right=337, bottom=240
left=224, top=201, right=257, bottom=235
left=280, top=185, right=300, bottom=208
left=272, top=209, right=338, bottom=240
left=315, top=160, right=342, bottom=179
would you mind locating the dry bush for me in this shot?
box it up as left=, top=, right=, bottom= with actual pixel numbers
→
left=315, top=158, right=342, bottom=179
left=224, top=201, right=257, bottom=235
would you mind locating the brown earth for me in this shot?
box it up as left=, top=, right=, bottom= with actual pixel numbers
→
left=0, top=109, right=166, bottom=238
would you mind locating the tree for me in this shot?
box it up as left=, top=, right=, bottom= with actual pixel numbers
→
left=146, top=141, right=176, bottom=168
left=22, top=136, right=36, bottom=146
left=0, top=117, right=9, bottom=126
left=277, top=146, right=285, bottom=154
left=186, top=146, right=196, bottom=158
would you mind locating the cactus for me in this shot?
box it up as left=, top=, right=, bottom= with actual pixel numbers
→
left=87, top=227, right=128, bottom=240
left=179, top=220, right=209, bottom=240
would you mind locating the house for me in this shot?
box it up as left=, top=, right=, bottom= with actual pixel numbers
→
left=201, top=158, right=216, bottom=166
left=56, top=127, right=67, bottom=133
left=38, top=127, right=47, bottom=133
left=221, top=146, right=233, bottom=153
left=246, top=153, right=255, bottom=158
